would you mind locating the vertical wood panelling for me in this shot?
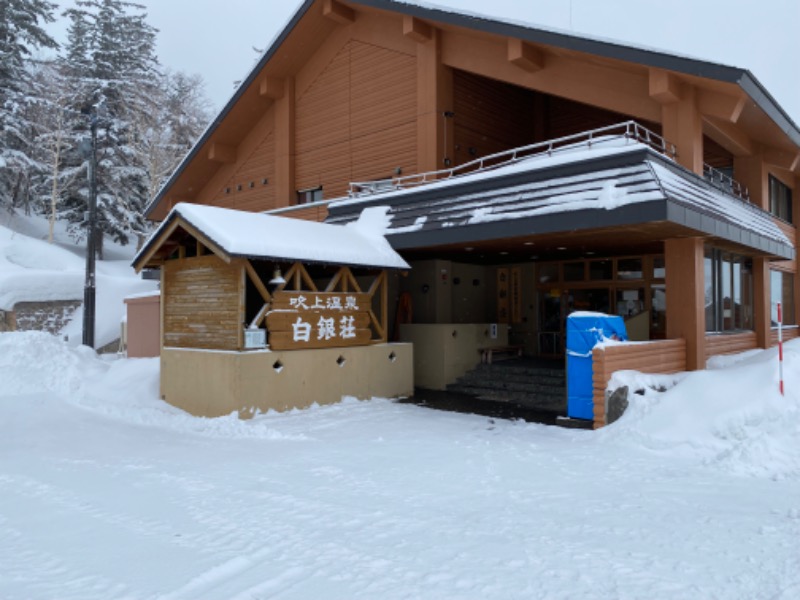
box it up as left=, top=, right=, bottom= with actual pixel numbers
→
left=163, top=255, right=242, bottom=351
left=212, top=131, right=276, bottom=212
left=452, top=70, right=536, bottom=166
left=546, top=95, right=636, bottom=141
left=295, top=40, right=416, bottom=200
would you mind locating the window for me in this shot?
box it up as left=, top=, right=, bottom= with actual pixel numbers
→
left=705, top=248, right=753, bottom=332
left=770, top=270, right=796, bottom=326
left=617, top=258, right=643, bottom=280
left=296, top=186, right=323, bottom=205
left=769, top=175, right=793, bottom=223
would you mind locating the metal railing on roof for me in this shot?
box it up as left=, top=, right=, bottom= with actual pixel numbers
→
left=349, top=121, right=677, bottom=197
left=703, top=163, right=749, bottom=201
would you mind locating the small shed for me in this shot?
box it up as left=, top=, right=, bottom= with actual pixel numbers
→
left=133, top=203, right=413, bottom=417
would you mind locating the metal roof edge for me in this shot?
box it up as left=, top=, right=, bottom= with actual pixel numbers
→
left=327, top=145, right=659, bottom=220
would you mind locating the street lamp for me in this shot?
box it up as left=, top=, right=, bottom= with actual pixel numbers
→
left=79, top=105, right=99, bottom=349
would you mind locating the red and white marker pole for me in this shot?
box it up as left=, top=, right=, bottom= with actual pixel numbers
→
left=777, top=302, right=784, bottom=396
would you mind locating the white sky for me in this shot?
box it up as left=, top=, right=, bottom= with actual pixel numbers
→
left=48, top=0, right=800, bottom=126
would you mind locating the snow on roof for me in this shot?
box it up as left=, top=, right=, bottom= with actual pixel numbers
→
left=137, top=203, right=410, bottom=270
left=331, top=136, right=646, bottom=210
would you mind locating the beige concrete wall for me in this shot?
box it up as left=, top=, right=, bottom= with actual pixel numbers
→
left=399, top=323, right=509, bottom=390
left=160, top=343, right=413, bottom=418
left=125, top=294, right=161, bottom=358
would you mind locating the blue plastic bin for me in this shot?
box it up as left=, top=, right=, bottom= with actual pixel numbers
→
left=566, top=312, right=628, bottom=420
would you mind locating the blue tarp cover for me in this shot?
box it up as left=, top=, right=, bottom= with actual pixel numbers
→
left=566, top=312, right=628, bottom=420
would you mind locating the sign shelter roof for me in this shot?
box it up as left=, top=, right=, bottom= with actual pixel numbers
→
left=133, top=203, right=410, bottom=272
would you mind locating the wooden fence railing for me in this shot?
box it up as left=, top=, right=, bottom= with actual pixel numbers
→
left=591, top=339, right=686, bottom=428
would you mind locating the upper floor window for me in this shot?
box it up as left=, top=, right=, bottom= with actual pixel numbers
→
left=769, top=175, right=793, bottom=223
left=297, top=186, right=323, bottom=205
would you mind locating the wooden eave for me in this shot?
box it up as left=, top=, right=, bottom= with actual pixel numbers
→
left=144, top=0, right=800, bottom=221
left=133, top=215, right=231, bottom=272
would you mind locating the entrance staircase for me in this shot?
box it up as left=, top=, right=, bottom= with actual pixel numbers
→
left=446, top=358, right=566, bottom=415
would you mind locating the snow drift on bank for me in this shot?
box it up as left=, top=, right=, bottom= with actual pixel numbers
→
left=603, top=337, right=800, bottom=478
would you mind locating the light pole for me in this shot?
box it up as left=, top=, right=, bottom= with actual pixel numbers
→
left=80, top=106, right=99, bottom=348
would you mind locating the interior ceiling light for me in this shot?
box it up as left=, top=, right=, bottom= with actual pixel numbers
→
left=524, top=242, right=534, bottom=246
left=557, top=246, right=567, bottom=251
left=464, top=247, right=474, bottom=251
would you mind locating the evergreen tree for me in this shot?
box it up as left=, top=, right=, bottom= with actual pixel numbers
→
left=0, top=0, right=58, bottom=208
left=60, top=0, right=161, bottom=253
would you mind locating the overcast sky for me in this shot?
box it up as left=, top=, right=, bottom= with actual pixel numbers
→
left=49, top=0, right=800, bottom=125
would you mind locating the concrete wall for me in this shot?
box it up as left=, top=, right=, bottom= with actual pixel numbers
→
left=125, top=294, right=161, bottom=358
left=160, top=343, right=413, bottom=418
left=399, top=323, right=508, bottom=390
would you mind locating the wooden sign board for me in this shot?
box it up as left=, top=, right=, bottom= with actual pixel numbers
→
left=266, top=310, right=372, bottom=351
left=271, top=291, right=370, bottom=313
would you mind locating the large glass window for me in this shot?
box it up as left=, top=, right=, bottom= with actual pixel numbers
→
left=705, top=248, right=753, bottom=332
left=769, top=175, right=793, bottom=223
left=771, top=270, right=796, bottom=326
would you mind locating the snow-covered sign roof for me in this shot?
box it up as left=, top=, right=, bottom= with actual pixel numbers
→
left=326, top=141, right=794, bottom=260
left=133, top=204, right=410, bottom=271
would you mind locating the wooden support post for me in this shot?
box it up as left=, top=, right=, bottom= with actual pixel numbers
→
left=734, top=153, right=768, bottom=209
left=753, top=256, right=772, bottom=349
left=661, top=86, right=703, bottom=175
left=274, top=77, right=295, bottom=206
left=665, top=237, right=706, bottom=369
left=415, top=27, right=453, bottom=173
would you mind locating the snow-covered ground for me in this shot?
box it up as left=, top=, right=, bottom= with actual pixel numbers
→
left=0, top=211, right=157, bottom=348
left=1, top=331, right=799, bottom=599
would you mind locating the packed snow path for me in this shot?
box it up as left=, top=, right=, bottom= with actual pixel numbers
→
left=1, top=333, right=799, bottom=599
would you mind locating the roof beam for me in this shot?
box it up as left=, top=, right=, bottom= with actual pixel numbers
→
left=703, top=117, right=753, bottom=157
left=507, top=39, right=544, bottom=73
left=322, top=0, right=354, bottom=25
left=403, top=15, right=433, bottom=43
left=259, top=76, right=284, bottom=100
left=648, top=68, right=683, bottom=104
left=763, top=147, right=800, bottom=172
left=207, top=143, right=236, bottom=164
left=698, top=89, right=747, bottom=123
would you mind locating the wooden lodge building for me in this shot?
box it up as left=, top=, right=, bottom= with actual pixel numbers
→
left=141, top=0, right=800, bottom=426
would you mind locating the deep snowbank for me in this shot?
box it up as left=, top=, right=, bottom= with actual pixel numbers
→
left=0, top=211, right=157, bottom=348
left=603, top=338, right=800, bottom=479
left=0, top=331, right=307, bottom=440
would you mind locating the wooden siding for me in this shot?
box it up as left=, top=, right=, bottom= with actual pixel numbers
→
left=545, top=95, right=639, bottom=141
left=705, top=331, right=757, bottom=360
left=771, top=326, right=799, bottom=345
left=295, top=39, right=416, bottom=200
left=212, top=131, right=276, bottom=212
left=452, top=70, right=536, bottom=167
left=270, top=203, right=330, bottom=222
left=163, top=255, right=243, bottom=351
left=592, top=339, right=686, bottom=428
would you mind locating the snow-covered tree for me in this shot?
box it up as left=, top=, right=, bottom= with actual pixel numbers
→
left=0, top=0, right=58, bottom=209
left=59, top=0, right=161, bottom=254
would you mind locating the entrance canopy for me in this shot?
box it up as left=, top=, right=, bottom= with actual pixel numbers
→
left=327, top=133, right=794, bottom=261
left=134, top=203, right=410, bottom=272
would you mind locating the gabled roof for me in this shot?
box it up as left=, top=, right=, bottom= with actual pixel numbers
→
left=326, top=141, right=795, bottom=260
left=133, top=203, right=410, bottom=271
left=144, top=0, right=800, bottom=219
